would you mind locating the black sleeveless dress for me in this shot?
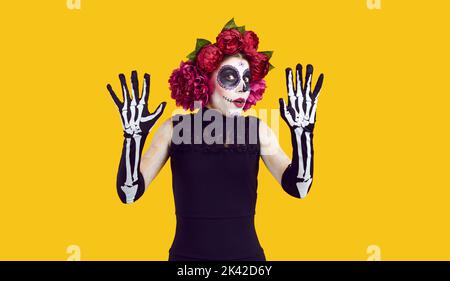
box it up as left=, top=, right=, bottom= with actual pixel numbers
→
left=168, top=107, right=266, bottom=261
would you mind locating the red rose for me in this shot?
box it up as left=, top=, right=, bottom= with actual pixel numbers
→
left=196, top=44, right=223, bottom=73
left=248, top=52, right=270, bottom=81
left=242, top=31, right=259, bottom=54
left=169, top=61, right=211, bottom=111
left=216, top=29, right=243, bottom=55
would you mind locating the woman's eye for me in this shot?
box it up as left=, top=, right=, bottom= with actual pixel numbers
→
left=217, top=65, right=241, bottom=89
left=227, top=74, right=235, bottom=81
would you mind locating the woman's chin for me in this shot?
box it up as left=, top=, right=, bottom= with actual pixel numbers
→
left=228, top=107, right=243, bottom=116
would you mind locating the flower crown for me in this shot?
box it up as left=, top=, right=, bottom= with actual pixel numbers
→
left=169, top=18, right=273, bottom=111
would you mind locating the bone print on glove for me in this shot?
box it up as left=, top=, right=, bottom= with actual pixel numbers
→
left=107, top=71, right=166, bottom=204
left=279, top=64, right=324, bottom=198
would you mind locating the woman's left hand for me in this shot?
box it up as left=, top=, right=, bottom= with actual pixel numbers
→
left=279, top=64, right=324, bottom=132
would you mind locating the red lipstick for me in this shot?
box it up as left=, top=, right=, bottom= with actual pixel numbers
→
left=233, top=98, right=245, bottom=108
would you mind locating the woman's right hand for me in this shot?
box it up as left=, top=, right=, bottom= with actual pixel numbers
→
left=107, top=71, right=166, bottom=137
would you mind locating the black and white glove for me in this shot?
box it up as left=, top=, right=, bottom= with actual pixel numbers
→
left=107, top=71, right=166, bottom=203
left=279, top=64, right=324, bottom=198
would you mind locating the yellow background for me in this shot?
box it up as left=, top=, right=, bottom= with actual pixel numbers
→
left=1, top=0, right=449, bottom=261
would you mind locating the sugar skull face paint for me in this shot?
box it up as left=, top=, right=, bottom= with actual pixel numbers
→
left=217, top=65, right=251, bottom=91
left=208, top=55, right=251, bottom=117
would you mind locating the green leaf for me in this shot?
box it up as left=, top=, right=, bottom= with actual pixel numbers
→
left=186, top=38, right=211, bottom=60
left=260, top=51, right=273, bottom=59
left=222, top=18, right=238, bottom=30
left=195, top=38, right=211, bottom=51
left=186, top=50, right=197, bottom=61
left=269, top=63, right=275, bottom=71
left=236, top=25, right=246, bottom=34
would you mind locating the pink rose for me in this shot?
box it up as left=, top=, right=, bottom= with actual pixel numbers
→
left=243, top=79, right=266, bottom=111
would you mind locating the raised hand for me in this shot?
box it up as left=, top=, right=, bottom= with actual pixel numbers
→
left=107, top=71, right=166, bottom=137
left=279, top=64, right=324, bottom=132
left=106, top=71, right=166, bottom=203
left=278, top=64, right=324, bottom=199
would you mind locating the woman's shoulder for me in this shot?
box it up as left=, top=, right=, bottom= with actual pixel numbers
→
left=170, top=111, right=196, bottom=124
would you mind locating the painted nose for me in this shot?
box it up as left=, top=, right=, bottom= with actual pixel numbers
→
left=240, top=81, right=249, bottom=92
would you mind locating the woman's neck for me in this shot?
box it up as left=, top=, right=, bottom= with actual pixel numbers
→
left=204, top=104, right=242, bottom=118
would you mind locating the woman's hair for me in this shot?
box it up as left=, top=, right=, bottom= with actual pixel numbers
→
left=168, top=19, right=272, bottom=111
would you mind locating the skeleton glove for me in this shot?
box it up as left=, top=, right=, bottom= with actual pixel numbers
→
left=107, top=71, right=166, bottom=203
left=279, top=64, right=324, bottom=198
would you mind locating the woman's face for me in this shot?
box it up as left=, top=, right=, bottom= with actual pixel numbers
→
left=208, top=55, right=251, bottom=116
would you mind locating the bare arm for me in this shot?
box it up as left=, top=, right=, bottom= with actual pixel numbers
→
left=260, top=120, right=291, bottom=185
left=140, top=117, right=172, bottom=189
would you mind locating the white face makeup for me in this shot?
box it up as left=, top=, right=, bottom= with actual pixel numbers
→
left=208, top=55, right=251, bottom=117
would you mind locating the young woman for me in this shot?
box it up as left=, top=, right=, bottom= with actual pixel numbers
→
left=106, top=20, right=324, bottom=261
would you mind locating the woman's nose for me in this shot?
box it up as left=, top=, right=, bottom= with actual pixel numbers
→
left=239, top=81, right=249, bottom=93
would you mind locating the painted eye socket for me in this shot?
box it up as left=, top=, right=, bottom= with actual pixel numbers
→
left=217, top=65, right=240, bottom=90
left=243, top=69, right=251, bottom=84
